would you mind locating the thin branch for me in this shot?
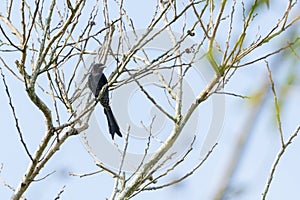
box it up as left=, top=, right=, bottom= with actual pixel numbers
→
left=261, top=126, right=300, bottom=200
left=0, top=66, right=33, bottom=161
left=11, top=127, right=78, bottom=200
left=143, top=142, right=217, bottom=191
left=110, top=126, right=131, bottom=199
left=54, top=185, right=66, bottom=200
left=215, top=91, right=250, bottom=99
left=81, top=133, right=120, bottom=178
left=132, top=135, right=197, bottom=197
left=237, top=38, right=299, bottom=68
left=0, top=14, right=23, bottom=41
left=69, top=170, right=104, bottom=178
left=212, top=76, right=270, bottom=200
left=266, top=62, right=284, bottom=146
left=129, top=70, right=175, bottom=122
left=127, top=116, right=156, bottom=182
left=0, top=24, right=22, bottom=51
left=33, top=171, right=56, bottom=182
left=0, top=178, right=15, bottom=193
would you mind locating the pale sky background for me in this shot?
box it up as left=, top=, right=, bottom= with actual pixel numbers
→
left=1, top=1, right=300, bottom=200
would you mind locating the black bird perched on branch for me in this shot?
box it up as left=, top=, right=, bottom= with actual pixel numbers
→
left=88, top=63, right=122, bottom=139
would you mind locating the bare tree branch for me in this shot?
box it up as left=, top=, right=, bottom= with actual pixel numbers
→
left=0, top=66, right=33, bottom=161
left=261, top=126, right=300, bottom=200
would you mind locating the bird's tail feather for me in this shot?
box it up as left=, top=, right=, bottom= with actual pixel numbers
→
left=104, top=107, right=122, bottom=139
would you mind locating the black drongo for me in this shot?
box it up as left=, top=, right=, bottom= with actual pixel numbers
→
left=88, top=63, right=122, bottom=139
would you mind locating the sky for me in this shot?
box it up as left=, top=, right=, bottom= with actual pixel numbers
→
left=1, top=1, right=300, bottom=200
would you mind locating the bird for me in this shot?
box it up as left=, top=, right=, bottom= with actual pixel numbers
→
left=88, top=63, right=122, bottom=139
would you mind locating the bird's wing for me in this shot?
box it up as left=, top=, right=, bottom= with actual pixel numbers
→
left=88, top=73, right=101, bottom=97
left=95, top=74, right=108, bottom=98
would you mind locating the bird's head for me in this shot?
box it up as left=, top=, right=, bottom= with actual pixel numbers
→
left=90, top=63, right=106, bottom=75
